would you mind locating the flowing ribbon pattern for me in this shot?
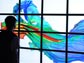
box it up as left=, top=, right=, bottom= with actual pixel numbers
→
left=1, top=0, right=84, bottom=63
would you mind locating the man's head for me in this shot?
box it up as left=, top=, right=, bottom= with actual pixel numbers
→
left=5, top=16, right=16, bottom=30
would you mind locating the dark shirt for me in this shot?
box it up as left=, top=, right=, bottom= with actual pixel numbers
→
left=0, top=30, right=19, bottom=63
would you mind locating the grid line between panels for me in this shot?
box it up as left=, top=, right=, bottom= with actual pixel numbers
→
left=66, top=0, right=69, bottom=63
left=13, top=30, right=84, bottom=35
left=20, top=47, right=84, bottom=54
left=1, top=29, right=84, bottom=35
left=1, top=13, right=84, bottom=16
left=40, top=0, right=44, bottom=63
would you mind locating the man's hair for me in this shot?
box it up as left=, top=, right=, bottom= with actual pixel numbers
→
left=5, top=16, right=16, bottom=30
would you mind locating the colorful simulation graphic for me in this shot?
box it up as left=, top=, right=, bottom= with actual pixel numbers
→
left=1, top=0, right=84, bottom=63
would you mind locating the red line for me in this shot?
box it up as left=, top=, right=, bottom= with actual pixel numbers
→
left=37, top=33, right=60, bottom=42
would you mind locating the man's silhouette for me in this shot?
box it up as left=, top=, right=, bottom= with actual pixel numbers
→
left=0, top=16, right=19, bottom=63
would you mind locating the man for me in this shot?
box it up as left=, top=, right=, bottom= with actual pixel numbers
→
left=0, top=16, right=19, bottom=63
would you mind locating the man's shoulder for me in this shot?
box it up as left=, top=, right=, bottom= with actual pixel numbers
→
left=0, top=31, right=18, bottom=37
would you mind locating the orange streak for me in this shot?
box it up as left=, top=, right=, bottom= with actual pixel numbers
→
left=21, top=24, right=39, bottom=31
left=27, top=26, right=39, bottom=31
left=13, top=32, right=27, bottom=39
left=36, top=33, right=60, bottom=42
